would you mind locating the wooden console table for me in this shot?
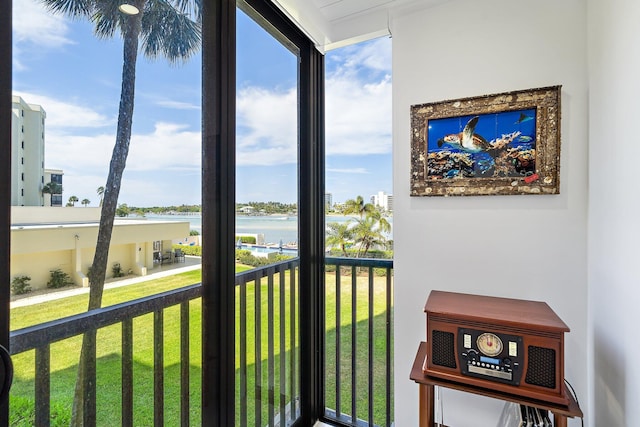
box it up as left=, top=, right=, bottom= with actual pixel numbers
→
left=410, top=342, right=583, bottom=427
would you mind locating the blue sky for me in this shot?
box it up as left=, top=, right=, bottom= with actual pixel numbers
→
left=12, top=0, right=392, bottom=207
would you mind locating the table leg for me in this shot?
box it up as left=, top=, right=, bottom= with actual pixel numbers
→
left=419, top=383, right=435, bottom=427
left=553, top=412, right=567, bottom=427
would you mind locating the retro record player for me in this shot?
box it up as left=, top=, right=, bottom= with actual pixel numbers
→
left=423, top=290, right=569, bottom=405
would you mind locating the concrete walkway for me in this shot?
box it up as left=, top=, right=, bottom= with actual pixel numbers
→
left=11, top=256, right=202, bottom=308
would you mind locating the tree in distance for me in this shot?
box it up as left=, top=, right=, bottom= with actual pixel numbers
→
left=41, top=181, right=62, bottom=206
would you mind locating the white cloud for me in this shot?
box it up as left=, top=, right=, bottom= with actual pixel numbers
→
left=327, top=167, right=369, bottom=174
left=233, top=37, right=392, bottom=165
left=127, top=122, right=200, bottom=171
left=337, top=37, right=392, bottom=74
left=14, top=91, right=112, bottom=129
left=236, top=86, right=298, bottom=166
left=155, top=99, right=201, bottom=110
left=324, top=72, right=391, bottom=156
left=45, top=122, right=201, bottom=173
left=45, top=122, right=202, bottom=205
left=13, top=0, right=73, bottom=48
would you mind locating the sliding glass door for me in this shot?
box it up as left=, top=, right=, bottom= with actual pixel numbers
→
left=202, top=0, right=324, bottom=425
left=235, top=3, right=301, bottom=426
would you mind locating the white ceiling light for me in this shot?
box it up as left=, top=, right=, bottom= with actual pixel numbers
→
left=118, top=3, right=139, bottom=15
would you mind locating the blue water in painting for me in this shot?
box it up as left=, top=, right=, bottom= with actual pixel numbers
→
left=427, top=108, right=537, bottom=152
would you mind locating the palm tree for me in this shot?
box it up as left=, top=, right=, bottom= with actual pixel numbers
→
left=39, top=0, right=201, bottom=423
left=343, top=195, right=375, bottom=219
left=352, top=216, right=389, bottom=258
left=81, top=198, right=91, bottom=207
left=96, top=186, right=104, bottom=207
left=368, top=209, right=391, bottom=234
left=326, top=221, right=354, bottom=257
left=41, top=181, right=62, bottom=206
left=68, top=195, right=79, bottom=206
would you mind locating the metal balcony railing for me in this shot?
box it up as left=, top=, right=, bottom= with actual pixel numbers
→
left=323, top=257, right=394, bottom=427
left=8, top=256, right=392, bottom=427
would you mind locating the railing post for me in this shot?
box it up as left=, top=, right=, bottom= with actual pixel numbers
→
left=154, top=310, right=164, bottom=426
left=180, top=302, right=190, bottom=427
left=35, top=346, right=50, bottom=427
left=122, top=319, right=134, bottom=427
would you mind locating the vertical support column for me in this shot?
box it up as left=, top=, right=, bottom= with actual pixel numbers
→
left=201, top=0, right=236, bottom=425
left=0, top=0, right=12, bottom=425
left=298, top=44, right=325, bottom=424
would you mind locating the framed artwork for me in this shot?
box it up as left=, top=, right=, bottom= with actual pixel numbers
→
left=410, top=86, right=561, bottom=196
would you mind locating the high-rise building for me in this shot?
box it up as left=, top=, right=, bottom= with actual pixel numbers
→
left=371, top=191, right=393, bottom=212
left=11, top=95, right=46, bottom=206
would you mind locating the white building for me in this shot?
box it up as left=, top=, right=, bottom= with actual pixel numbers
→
left=11, top=207, right=190, bottom=289
left=11, top=95, right=46, bottom=206
left=370, top=191, right=393, bottom=212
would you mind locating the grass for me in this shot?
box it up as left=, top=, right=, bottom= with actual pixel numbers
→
left=9, top=264, right=393, bottom=426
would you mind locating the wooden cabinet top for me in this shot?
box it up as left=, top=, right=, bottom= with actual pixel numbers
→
left=424, top=290, right=569, bottom=333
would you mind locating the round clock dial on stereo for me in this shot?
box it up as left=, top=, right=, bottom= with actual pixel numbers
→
left=476, top=332, right=503, bottom=357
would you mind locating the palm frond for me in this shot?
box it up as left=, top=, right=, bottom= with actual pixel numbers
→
left=141, top=0, right=201, bottom=63
left=170, top=0, right=202, bottom=23
left=39, top=0, right=95, bottom=18
left=90, top=0, right=132, bottom=39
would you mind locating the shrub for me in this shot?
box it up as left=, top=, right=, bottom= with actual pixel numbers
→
left=112, top=262, right=124, bottom=278
left=236, top=235, right=256, bottom=244
left=235, top=249, right=294, bottom=267
left=11, top=275, right=32, bottom=295
left=47, top=269, right=73, bottom=289
left=172, top=244, right=201, bottom=256
left=189, top=229, right=200, bottom=236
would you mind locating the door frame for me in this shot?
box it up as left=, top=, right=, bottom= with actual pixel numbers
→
left=201, top=0, right=325, bottom=425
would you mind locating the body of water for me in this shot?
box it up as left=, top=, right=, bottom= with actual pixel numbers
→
left=145, top=214, right=392, bottom=245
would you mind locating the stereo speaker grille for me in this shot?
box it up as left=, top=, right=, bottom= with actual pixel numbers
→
left=525, top=346, right=556, bottom=389
left=431, top=330, right=456, bottom=368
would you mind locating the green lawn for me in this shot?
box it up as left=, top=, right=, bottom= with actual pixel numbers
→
left=9, top=265, right=393, bottom=426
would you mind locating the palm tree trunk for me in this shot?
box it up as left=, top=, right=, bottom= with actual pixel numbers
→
left=71, top=5, right=144, bottom=425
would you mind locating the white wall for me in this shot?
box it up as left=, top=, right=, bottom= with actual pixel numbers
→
left=587, top=0, right=640, bottom=425
left=391, top=1, right=588, bottom=426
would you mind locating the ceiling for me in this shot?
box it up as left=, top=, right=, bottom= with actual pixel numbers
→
left=271, top=0, right=450, bottom=51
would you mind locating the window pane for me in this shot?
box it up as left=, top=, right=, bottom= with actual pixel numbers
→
left=323, top=37, right=394, bottom=426
left=235, top=5, right=301, bottom=425
left=11, top=0, right=202, bottom=423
